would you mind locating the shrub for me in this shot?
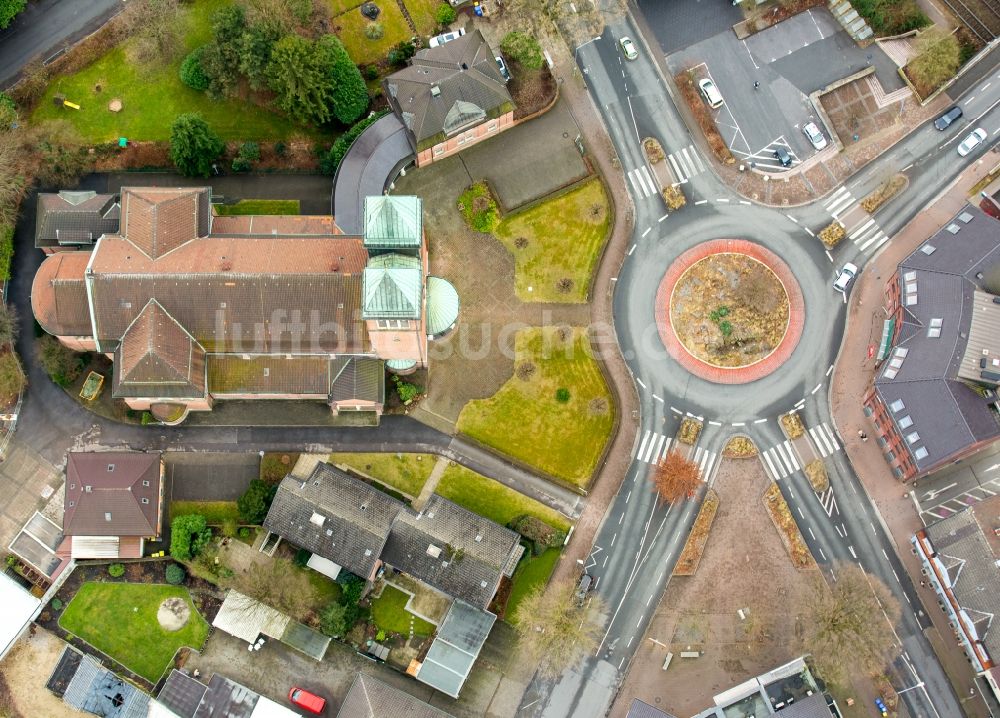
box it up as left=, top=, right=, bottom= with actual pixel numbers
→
left=51, top=598, right=63, bottom=611
left=237, top=479, right=278, bottom=524
left=108, top=563, right=125, bottom=577
left=0, top=92, right=17, bottom=130
left=780, top=412, right=805, bottom=439
left=805, top=459, right=830, bottom=492
left=555, top=387, right=571, bottom=403
left=320, top=600, right=349, bottom=637
left=294, top=548, right=310, bottom=568
left=501, top=31, right=544, bottom=70
left=37, top=336, right=84, bottom=387
left=394, top=377, right=422, bottom=403
left=321, top=34, right=369, bottom=125
left=435, top=3, right=457, bottom=25
left=179, top=45, right=211, bottom=91
left=663, top=185, right=686, bottom=210
left=221, top=518, right=237, bottom=537
left=170, top=513, right=212, bottom=560
left=643, top=137, right=665, bottom=163
left=0, top=0, right=26, bottom=30
left=320, top=111, right=388, bottom=175
left=274, top=141, right=287, bottom=156
left=364, top=22, right=384, bottom=40
left=819, top=222, right=845, bottom=249
left=238, top=141, right=261, bottom=162
left=0, top=351, right=25, bottom=402
left=387, top=40, right=416, bottom=67
left=165, top=563, right=186, bottom=585
left=510, top=515, right=566, bottom=550
left=169, top=113, right=224, bottom=177
left=238, top=527, right=251, bottom=539
left=0, top=224, right=12, bottom=282
left=457, top=182, right=500, bottom=233
left=363, top=65, right=379, bottom=81
left=907, top=27, right=960, bottom=98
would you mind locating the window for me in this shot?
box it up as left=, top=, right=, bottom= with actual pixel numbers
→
left=914, top=447, right=929, bottom=460
left=376, top=319, right=410, bottom=330
left=107, top=464, right=115, bottom=472
left=488, top=122, right=498, bottom=132
left=889, top=399, right=905, bottom=413
left=906, top=432, right=920, bottom=444
left=899, top=415, right=913, bottom=429
left=886, top=451, right=896, bottom=462
left=434, top=145, right=444, bottom=156
left=85, top=485, right=92, bottom=493
left=141, top=498, right=149, bottom=505
left=104, top=512, right=112, bottom=522
left=142, top=480, right=150, bottom=487
left=69, top=483, right=75, bottom=490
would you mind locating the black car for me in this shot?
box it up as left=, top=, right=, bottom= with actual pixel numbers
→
left=773, top=146, right=792, bottom=168
left=934, top=105, right=962, bottom=130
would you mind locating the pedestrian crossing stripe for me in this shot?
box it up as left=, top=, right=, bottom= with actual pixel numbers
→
left=627, top=166, right=657, bottom=199
left=635, top=430, right=717, bottom=477
left=666, top=144, right=705, bottom=183
left=762, top=441, right=800, bottom=479
left=807, top=423, right=842, bottom=457
left=823, top=186, right=854, bottom=218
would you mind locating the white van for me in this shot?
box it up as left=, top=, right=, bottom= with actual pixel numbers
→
left=698, top=78, right=724, bottom=109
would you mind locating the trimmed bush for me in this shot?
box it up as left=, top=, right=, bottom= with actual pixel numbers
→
left=170, top=513, right=211, bottom=561
left=320, top=111, right=388, bottom=175
left=501, top=31, right=544, bottom=70
left=435, top=3, right=457, bottom=25
left=237, top=479, right=278, bottom=524
left=387, top=40, right=416, bottom=67
left=165, top=563, right=186, bottom=585
left=458, top=182, right=500, bottom=233
left=108, top=563, right=125, bottom=578
left=179, top=45, right=211, bottom=92
left=510, top=515, right=566, bottom=551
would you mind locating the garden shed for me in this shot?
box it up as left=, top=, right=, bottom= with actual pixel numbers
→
left=213, top=590, right=330, bottom=661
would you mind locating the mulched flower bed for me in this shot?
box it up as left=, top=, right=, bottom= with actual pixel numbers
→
left=35, top=560, right=224, bottom=690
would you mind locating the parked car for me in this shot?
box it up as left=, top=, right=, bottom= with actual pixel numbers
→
left=575, top=573, right=593, bottom=606
left=833, top=262, right=858, bottom=294
left=773, top=145, right=792, bottom=168
left=620, top=36, right=638, bottom=61
left=697, top=78, right=723, bottom=108
left=428, top=28, right=465, bottom=48
left=957, top=128, right=987, bottom=157
left=802, top=122, right=827, bottom=151
left=495, top=55, right=510, bottom=82
left=289, top=687, right=326, bottom=715
left=934, top=105, right=963, bottom=131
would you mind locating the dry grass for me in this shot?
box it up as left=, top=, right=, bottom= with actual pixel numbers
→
left=723, top=436, right=758, bottom=458
left=678, top=417, right=702, bottom=445
left=860, top=174, right=907, bottom=213
left=804, top=459, right=830, bottom=493
left=819, top=222, right=846, bottom=249
left=674, top=71, right=734, bottom=164
left=762, top=483, right=815, bottom=570
left=780, top=412, right=805, bottom=439
left=674, top=489, right=719, bottom=576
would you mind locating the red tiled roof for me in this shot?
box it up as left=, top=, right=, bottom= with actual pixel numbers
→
left=210, top=215, right=345, bottom=236
left=30, top=252, right=92, bottom=337
left=114, top=300, right=207, bottom=399
left=63, top=452, right=162, bottom=537
left=120, top=187, right=209, bottom=259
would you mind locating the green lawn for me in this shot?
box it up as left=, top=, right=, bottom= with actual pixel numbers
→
left=495, top=179, right=611, bottom=303
left=436, top=464, right=571, bottom=532
left=332, top=3, right=412, bottom=66
left=328, top=453, right=436, bottom=498
left=32, top=0, right=318, bottom=142
left=506, top=548, right=561, bottom=624
left=305, top=567, right=343, bottom=605
left=406, top=0, right=445, bottom=35
left=60, top=583, right=209, bottom=682
left=170, top=500, right=239, bottom=525
left=457, top=327, right=614, bottom=487
left=215, top=199, right=300, bottom=216
left=371, top=585, right=435, bottom=636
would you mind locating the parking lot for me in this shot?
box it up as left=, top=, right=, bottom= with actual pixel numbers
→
left=911, top=443, right=1000, bottom=524
left=664, top=8, right=904, bottom=170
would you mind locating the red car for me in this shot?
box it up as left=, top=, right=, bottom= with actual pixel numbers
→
left=289, top=687, right=326, bottom=714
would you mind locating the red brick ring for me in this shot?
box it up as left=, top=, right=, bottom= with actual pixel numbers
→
left=654, top=239, right=804, bottom=384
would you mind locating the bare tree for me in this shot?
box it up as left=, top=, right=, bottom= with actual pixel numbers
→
left=513, top=578, right=606, bottom=680
left=801, top=562, right=901, bottom=686
left=228, top=558, right=319, bottom=622
left=652, top=449, right=702, bottom=505
left=122, top=0, right=182, bottom=67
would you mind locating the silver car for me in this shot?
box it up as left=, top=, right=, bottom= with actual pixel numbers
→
left=620, top=36, right=638, bottom=61
left=833, top=262, right=858, bottom=293
left=803, top=122, right=827, bottom=151
left=958, top=128, right=987, bottom=157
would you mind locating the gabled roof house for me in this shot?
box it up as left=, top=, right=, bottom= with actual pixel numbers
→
left=31, top=189, right=459, bottom=422
left=383, top=29, right=515, bottom=167
left=62, top=451, right=163, bottom=559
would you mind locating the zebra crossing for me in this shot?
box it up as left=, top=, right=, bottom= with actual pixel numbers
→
left=761, top=440, right=800, bottom=479
left=634, top=429, right=717, bottom=478
left=808, top=422, right=841, bottom=457
left=626, top=165, right=658, bottom=199
left=847, top=217, right=889, bottom=253
left=666, top=144, right=706, bottom=183
left=823, top=186, right=855, bottom=220
left=817, top=486, right=839, bottom=517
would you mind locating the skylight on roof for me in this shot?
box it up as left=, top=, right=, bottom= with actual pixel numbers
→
left=904, top=271, right=917, bottom=281
left=928, top=327, right=941, bottom=337
left=946, top=223, right=961, bottom=234
left=959, top=212, right=974, bottom=223
left=890, top=399, right=905, bottom=412
left=920, top=244, right=936, bottom=255
left=914, top=446, right=929, bottom=460
left=309, top=512, right=325, bottom=527
left=883, top=368, right=898, bottom=379
left=906, top=294, right=918, bottom=306
left=899, top=415, right=913, bottom=429
left=906, top=432, right=920, bottom=444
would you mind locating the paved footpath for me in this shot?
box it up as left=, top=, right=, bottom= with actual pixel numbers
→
left=830, top=159, right=995, bottom=718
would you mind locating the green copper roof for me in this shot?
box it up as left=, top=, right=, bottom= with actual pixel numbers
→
left=426, top=276, right=460, bottom=337
left=363, top=253, right=422, bottom=319
left=363, top=196, right=422, bottom=248
left=386, top=359, right=417, bottom=372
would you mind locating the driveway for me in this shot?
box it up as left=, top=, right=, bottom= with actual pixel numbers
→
left=166, top=453, right=260, bottom=502
left=0, top=0, right=121, bottom=89
left=666, top=9, right=902, bottom=169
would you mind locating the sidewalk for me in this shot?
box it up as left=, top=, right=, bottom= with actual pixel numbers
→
left=829, top=159, right=996, bottom=718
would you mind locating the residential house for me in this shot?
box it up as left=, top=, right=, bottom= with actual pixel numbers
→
left=863, top=205, right=1000, bottom=481
left=61, top=451, right=164, bottom=560
left=912, top=504, right=1000, bottom=702
left=383, top=29, right=515, bottom=167
left=150, top=670, right=299, bottom=718
left=35, top=190, right=120, bottom=254
left=337, top=673, right=453, bottom=718
left=31, top=189, right=460, bottom=422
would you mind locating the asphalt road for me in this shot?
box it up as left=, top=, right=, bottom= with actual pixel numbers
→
left=0, top=0, right=121, bottom=89
left=517, top=7, right=1000, bottom=716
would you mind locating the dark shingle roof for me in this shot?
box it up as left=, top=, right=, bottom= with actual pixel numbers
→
left=35, top=191, right=120, bottom=248
left=337, top=674, right=454, bottom=718
left=383, top=30, right=513, bottom=151
left=925, top=509, right=1000, bottom=660
left=263, top=463, right=405, bottom=579
left=329, top=357, right=385, bottom=404
left=626, top=700, right=677, bottom=718
left=381, top=494, right=522, bottom=608
left=156, top=670, right=207, bottom=718
left=874, top=205, right=1000, bottom=472
left=113, top=300, right=207, bottom=399
left=63, top=452, right=161, bottom=537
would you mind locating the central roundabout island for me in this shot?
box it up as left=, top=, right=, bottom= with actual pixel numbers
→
left=655, top=239, right=804, bottom=384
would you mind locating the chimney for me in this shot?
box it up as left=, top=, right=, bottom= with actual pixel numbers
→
left=430, top=85, right=441, bottom=97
